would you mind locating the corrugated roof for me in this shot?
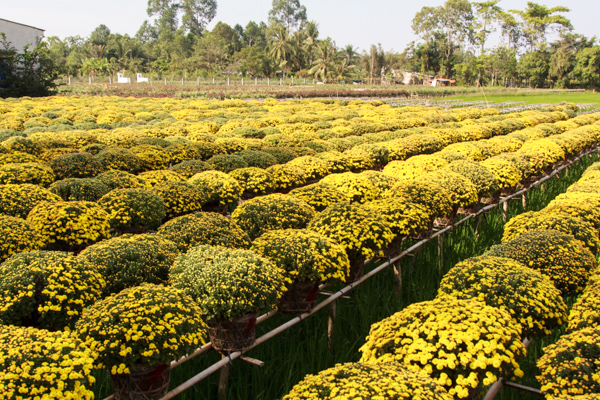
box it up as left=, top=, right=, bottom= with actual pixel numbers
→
left=0, top=18, right=44, bottom=32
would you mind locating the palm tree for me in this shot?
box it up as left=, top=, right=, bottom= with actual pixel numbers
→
left=308, top=39, right=338, bottom=82
left=303, top=21, right=319, bottom=65
left=268, top=25, right=293, bottom=77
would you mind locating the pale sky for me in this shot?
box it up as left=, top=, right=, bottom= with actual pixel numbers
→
left=2, top=0, right=599, bottom=52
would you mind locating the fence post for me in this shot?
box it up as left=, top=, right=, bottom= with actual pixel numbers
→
left=182, top=78, right=184, bottom=85
left=218, top=355, right=230, bottom=400
left=393, top=260, right=402, bottom=296
left=328, top=301, right=336, bottom=350
left=255, top=77, right=257, bottom=85
left=197, top=77, right=199, bottom=85
left=228, top=78, right=230, bottom=86
left=242, top=78, right=244, bottom=86
left=502, top=201, right=509, bottom=222
left=268, top=78, right=270, bottom=86
left=522, top=192, right=527, bottom=209
left=438, top=234, right=444, bottom=273
left=89, top=76, right=92, bottom=85
left=213, top=77, right=215, bottom=85
left=280, top=78, right=282, bottom=85
left=165, top=78, right=167, bottom=85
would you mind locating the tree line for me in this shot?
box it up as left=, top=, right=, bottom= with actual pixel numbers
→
left=24, top=0, right=600, bottom=88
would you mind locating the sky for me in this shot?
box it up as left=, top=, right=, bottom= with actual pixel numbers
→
left=2, top=0, right=599, bottom=52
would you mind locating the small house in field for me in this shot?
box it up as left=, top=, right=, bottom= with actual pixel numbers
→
left=0, top=18, right=44, bottom=53
left=431, top=78, right=455, bottom=87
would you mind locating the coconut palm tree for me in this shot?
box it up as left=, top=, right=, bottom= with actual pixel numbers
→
left=268, top=25, right=293, bottom=77
left=308, top=39, right=338, bottom=82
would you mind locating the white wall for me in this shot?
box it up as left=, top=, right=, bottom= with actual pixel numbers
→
left=0, top=19, right=44, bottom=53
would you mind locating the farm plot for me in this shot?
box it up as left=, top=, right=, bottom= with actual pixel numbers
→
left=0, top=96, right=599, bottom=399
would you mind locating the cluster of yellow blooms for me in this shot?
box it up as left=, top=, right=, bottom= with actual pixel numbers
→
left=2, top=96, right=600, bottom=396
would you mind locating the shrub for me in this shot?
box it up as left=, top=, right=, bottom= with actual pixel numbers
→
left=157, top=212, right=250, bottom=252
left=0, top=251, right=104, bottom=330
left=188, top=170, right=243, bottom=206
left=536, top=327, right=600, bottom=397
left=545, top=192, right=600, bottom=231
left=171, top=245, right=287, bottom=321
left=422, top=170, right=478, bottom=209
left=95, top=169, right=147, bottom=190
left=0, top=162, right=55, bottom=186
left=567, top=275, right=600, bottom=331
left=0, top=215, right=46, bottom=261
left=151, top=181, right=208, bottom=219
left=207, top=154, right=248, bottom=173
left=0, top=325, right=95, bottom=399
left=49, top=178, right=111, bottom=202
left=438, top=256, right=567, bottom=339
left=287, top=156, right=331, bottom=180
left=486, top=229, right=597, bottom=296
left=27, top=201, right=110, bottom=250
left=48, top=152, right=105, bottom=180
left=0, top=151, right=40, bottom=165
left=320, top=172, right=379, bottom=203
left=171, top=159, right=211, bottom=179
left=0, top=183, right=61, bottom=218
left=481, top=157, right=522, bottom=190
left=358, top=170, right=397, bottom=193
left=251, top=229, right=349, bottom=283
left=94, top=148, right=141, bottom=173
left=229, top=167, right=276, bottom=195
left=265, top=164, right=307, bottom=190
left=232, top=194, right=315, bottom=240
left=98, top=188, right=166, bottom=232
left=447, top=160, right=499, bottom=198
left=138, top=169, right=184, bottom=187
left=502, top=211, right=600, bottom=255
left=308, top=202, right=394, bottom=260
left=362, top=198, right=430, bottom=238
left=385, top=179, right=453, bottom=218
left=75, top=284, right=207, bottom=374
left=290, top=183, right=347, bottom=211
left=283, top=362, right=453, bottom=400
left=237, top=149, right=278, bottom=168
left=262, top=147, right=297, bottom=164
left=359, top=297, right=525, bottom=399
left=78, top=234, right=178, bottom=296
left=130, top=144, right=170, bottom=171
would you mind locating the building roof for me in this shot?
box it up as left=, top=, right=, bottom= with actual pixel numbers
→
left=0, top=18, right=44, bottom=32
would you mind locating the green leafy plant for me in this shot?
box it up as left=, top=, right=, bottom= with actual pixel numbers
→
left=75, top=283, right=207, bottom=374
left=98, top=188, right=166, bottom=232
left=171, top=245, right=287, bottom=321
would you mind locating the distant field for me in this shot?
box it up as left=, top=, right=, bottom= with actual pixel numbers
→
left=442, top=91, right=600, bottom=107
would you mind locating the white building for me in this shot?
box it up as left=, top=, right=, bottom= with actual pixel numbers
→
left=0, top=18, right=44, bottom=53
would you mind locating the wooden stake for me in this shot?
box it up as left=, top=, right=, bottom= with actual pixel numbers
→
left=502, top=201, right=508, bottom=222
left=218, top=355, right=230, bottom=400
left=328, top=300, right=336, bottom=351
left=475, top=213, right=483, bottom=240
left=437, top=234, right=444, bottom=273
left=522, top=192, right=527, bottom=210
left=393, top=260, right=402, bottom=296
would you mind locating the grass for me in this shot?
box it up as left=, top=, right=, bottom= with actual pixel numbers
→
left=91, top=151, right=599, bottom=400
left=440, top=90, right=600, bottom=107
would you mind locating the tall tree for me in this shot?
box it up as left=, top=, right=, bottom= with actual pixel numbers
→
left=412, top=0, right=474, bottom=78
left=268, top=25, right=293, bottom=77
left=572, top=46, right=600, bottom=89
left=472, top=0, right=503, bottom=55
left=510, top=2, right=572, bottom=51
left=268, top=0, right=308, bottom=32
left=181, top=0, right=217, bottom=35
left=308, top=39, right=337, bottom=81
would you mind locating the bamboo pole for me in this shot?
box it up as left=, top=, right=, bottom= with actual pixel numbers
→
left=218, top=355, right=230, bottom=400
left=393, top=260, right=402, bottom=296
left=482, top=338, right=532, bottom=400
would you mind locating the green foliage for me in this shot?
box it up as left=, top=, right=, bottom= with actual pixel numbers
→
left=49, top=178, right=110, bottom=201
left=0, top=34, right=59, bottom=98
left=98, top=188, right=166, bottom=232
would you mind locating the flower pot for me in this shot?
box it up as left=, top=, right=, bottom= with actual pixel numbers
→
left=383, top=235, right=405, bottom=259
left=434, top=206, right=458, bottom=227
left=347, top=256, right=366, bottom=283
left=111, top=363, right=170, bottom=400
left=278, top=281, right=320, bottom=314
left=207, top=312, right=258, bottom=353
